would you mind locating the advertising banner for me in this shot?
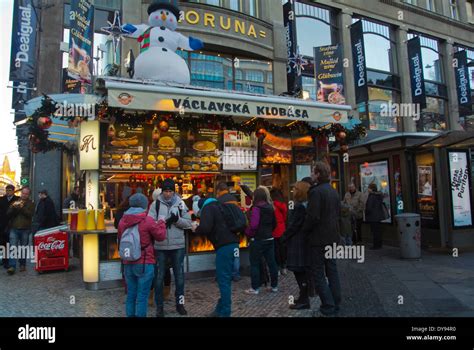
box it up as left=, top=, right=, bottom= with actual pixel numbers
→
left=448, top=151, right=473, bottom=228
left=407, top=37, right=427, bottom=110
left=350, top=21, right=368, bottom=104
left=314, top=44, right=346, bottom=105
left=454, top=50, right=473, bottom=117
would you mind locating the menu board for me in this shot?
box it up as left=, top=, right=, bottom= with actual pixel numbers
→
left=261, top=132, right=292, bottom=164
left=101, top=123, right=144, bottom=171
left=144, top=125, right=182, bottom=172
left=183, top=129, right=220, bottom=172
left=223, top=131, right=258, bottom=171
left=292, top=136, right=315, bottom=164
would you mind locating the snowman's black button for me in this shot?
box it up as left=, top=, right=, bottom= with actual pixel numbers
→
left=162, top=48, right=168, bottom=52
left=160, top=26, right=166, bottom=30
left=159, top=37, right=164, bottom=42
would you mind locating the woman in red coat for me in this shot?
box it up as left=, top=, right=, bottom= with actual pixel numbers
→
left=270, top=188, right=288, bottom=275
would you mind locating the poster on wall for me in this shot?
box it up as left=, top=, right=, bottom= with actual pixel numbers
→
left=314, top=44, right=346, bottom=105
left=261, top=133, right=292, bottom=164
left=360, top=160, right=391, bottom=223
left=183, top=129, right=220, bottom=172
left=417, top=166, right=433, bottom=196
left=145, top=125, right=182, bottom=172
left=101, top=123, right=144, bottom=171
left=223, top=131, right=258, bottom=171
left=448, top=151, right=473, bottom=227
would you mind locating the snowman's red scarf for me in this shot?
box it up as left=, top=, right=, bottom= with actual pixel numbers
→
left=138, top=28, right=152, bottom=53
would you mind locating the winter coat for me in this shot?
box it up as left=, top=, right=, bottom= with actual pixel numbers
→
left=272, top=200, right=288, bottom=238
left=217, top=191, right=240, bottom=207
left=365, top=192, right=386, bottom=223
left=245, top=201, right=276, bottom=240
left=7, top=199, right=35, bottom=230
left=118, top=209, right=166, bottom=265
left=148, top=193, right=192, bottom=250
left=343, top=190, right=365, bottom=220
left=302, top=182, right=341, bottom=247
left=0, top=195, right=19, bottom=232
left=195, top=198, right=240, bottom=250
left=339, top=202, right=352, bottom=238
left=33, top=196, right=59, bottom=232
left=280, top=201, right=309, bottom=270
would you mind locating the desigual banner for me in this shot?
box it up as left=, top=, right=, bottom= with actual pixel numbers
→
left=9, top=0, right=37, bottom=83
left=350, top=20, right=368, bottom=105
left=107, top=87, right=349, bottom=124
left=454, top=50, right=473, bottom=117
left=407, top=37, right=427, bottom=110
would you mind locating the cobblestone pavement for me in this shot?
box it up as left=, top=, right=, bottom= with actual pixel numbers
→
left=0, top=246, right=473, bottom=317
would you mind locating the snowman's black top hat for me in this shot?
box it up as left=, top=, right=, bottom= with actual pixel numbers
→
left=148, top=2, right=181, bottom=18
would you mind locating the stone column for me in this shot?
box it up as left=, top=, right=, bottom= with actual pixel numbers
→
left=395, top=26, right=416, bottom=132
left=457, top=0, right=469, bottom=23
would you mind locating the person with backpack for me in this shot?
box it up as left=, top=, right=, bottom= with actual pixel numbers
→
left=244, top=187, right=279, bottom=295
left=216, top=182, right=246, bottom=282
left=147, top=178, right=192, bottom=317
left=192, top=197, right=240, bottom=317
left=270, top=188, right=288, bottom=275
left=118, top=193, right=166, bottom=317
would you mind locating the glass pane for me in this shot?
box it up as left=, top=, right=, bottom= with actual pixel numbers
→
left=302, top=76, right=317, bottom=100
left=422, top=48, right=442, bottom=83
left=368, top=87, right=399, bottom=131
left=236, top=58, right=273, bottom=94
left=417, top=97, right=447, bottom=131
left=367, top=70, right=399, bottom=89
left=190, top=52, right=232, bottom=89
left=296, top=17, right=332, bottom=57
left=364, top=33, right=392, bottom=72
left=229, top=0, right=239, bottom=11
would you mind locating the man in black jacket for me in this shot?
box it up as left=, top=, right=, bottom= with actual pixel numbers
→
left=32, top=190, right=59, bottom=234
left=0, top=185, right=19, bottom=268
left=193, top=198, right=240, bottom=317
left=302, top=161, right=342, bottom=316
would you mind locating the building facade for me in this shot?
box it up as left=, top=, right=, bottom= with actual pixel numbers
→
left=287, top=0, right=473, bottom=248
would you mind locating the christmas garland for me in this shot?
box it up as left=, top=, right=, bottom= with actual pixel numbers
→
left=29, top=97, right=367, bottom=154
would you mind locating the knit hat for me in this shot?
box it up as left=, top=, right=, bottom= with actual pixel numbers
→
left=129, top=193, right=149, bottom=210
left=162, top=178, right=175, bottom=192
left=147, top=2, right=180, bottom=17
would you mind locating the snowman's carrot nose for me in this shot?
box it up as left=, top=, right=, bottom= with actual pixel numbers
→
left=161, top=13, right=167, bottom=21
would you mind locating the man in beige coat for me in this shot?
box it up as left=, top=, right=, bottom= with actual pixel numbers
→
left=344, top=184, right=365, bottom=243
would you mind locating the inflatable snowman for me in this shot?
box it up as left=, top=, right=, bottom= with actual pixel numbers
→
left=122, top=2, right=203, bottom=84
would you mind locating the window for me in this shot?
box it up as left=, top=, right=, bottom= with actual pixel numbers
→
left=403, top=0, right=417, bottom=4
left=408, top=34, right=447, bottom=132
left=295, top=2, right=335, bottom=57
left=426, top=0, right=435, bottom=12
left=302, top=76, right=317, bottom=101
left=450, top=0, right=459, bottom=19
left=417, top=97, right=447, bottom=131
left=229, top=0, right=240, bottom=11
left=248, top=0, right=258, bottom=17
left=467, top=0, right=474, bottom=24
left=366, top=87, right=400, bottom=132
left=179, top=51, right=273, bottom=94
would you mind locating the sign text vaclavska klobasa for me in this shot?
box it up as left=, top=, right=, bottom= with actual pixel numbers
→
left=108, top=89, right=349, bottom=124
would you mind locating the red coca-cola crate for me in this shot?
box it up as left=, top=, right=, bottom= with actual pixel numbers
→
left=34, top=225, right=69, bottom=273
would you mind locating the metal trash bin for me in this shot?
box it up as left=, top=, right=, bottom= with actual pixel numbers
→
left=395, top=213, right=421, bottom=259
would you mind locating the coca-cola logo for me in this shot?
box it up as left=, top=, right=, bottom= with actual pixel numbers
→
left=38, top=240, right=65, bottom=251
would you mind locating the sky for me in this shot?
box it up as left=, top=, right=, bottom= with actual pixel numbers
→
left=0, top=0, right=20, bottom=181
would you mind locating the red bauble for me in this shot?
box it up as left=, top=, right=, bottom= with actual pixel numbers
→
left=159, top=120, right=169, bottom=132
left=37, top=116, right=52, bottom=129
left=256, top=128, right=267, bottom=139
left=337, top=131, right=347, bottom=141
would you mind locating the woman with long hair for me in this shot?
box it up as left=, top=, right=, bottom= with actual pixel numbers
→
left=244, top=188, right=279, bottom=294
left=270, top=188, right=288, bottom=275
